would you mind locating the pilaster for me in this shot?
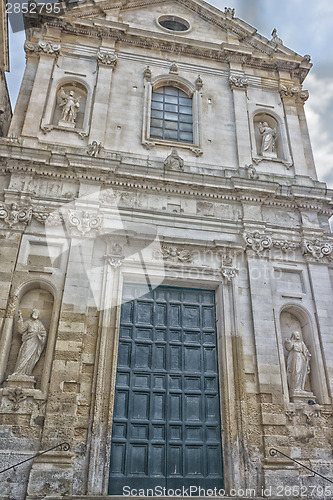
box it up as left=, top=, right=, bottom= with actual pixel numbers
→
left=229, top=72, right=252, bottom=167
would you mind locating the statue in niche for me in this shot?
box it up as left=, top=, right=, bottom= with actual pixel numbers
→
left=12, top=309, right=47, bottom=377
left=285, top=331, right=311, bottom=395
left=258, top=121, right=277, bottom=155
left=58, top=88, right=81, bottom=124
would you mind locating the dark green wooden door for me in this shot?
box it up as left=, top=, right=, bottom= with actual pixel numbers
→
left=109, top=285, right=224, bottom=494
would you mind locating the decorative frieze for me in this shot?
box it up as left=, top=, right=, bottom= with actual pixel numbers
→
left=153, top=245, right=194, bottom=263
left=229, top=75, right=248, bottom=89
left=273, top=240, right=299, bottom=253
left=302, top=239, right=333, bottom=262
left=97, top=51, right=118, bottom=67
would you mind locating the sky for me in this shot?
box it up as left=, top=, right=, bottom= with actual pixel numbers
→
left=5, top=0, right=333, bottom=187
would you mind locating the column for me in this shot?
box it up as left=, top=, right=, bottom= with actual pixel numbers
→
left=279, top=82, right=309, bottom=177
left=7, top=43, right=39, bottom=138
left=21, top=41, right=60, bottom=138
left=89, top=49, right=118, bottom=144
left=229, top=72, right=252, bottom=167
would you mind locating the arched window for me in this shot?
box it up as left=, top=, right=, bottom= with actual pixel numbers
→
left=150, top=86, right=193, bottom=143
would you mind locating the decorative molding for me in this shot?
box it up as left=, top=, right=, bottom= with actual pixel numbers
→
left=190, top=148, right=203, bottom=157
left=244, top=231, right=273, bottom=255
left=153, top=245, right=194, bottom=263
left=87, top=141, right=102, bottom=157
left=106, top=257, right=123, bottom=269
left=5, top=295, right=18, bottom=319
left=97, top=51, right=118, bottom=67
left=279, top=84, right=309, bottom=102
left=273, top=240, right=300, bottom=253
left=142, top=140, right=155, bottom=150
left=302, top=239, right=333, bottom=262
left=229, top=75, right=248, bottom=89
left=0, top=203, right=32, bottom=228
left=64, top=209, right=103, bottom=236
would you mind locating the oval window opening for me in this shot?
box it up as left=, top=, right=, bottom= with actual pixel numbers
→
left=158, top=16, right=190, bottom=32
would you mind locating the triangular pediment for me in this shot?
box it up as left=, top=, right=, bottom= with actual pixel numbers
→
left=61, top=0, right=302, bottom=58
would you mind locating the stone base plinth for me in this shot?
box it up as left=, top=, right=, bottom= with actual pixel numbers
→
left=58, top=120, right=76, bottom=129
left=6, top=373, right=36, bottom=389
left=290, top=390, right=316, bottom=405
left=261, top=151, right=277, bottom=159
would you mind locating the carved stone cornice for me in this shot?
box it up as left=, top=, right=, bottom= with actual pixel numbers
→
left=279, top=84, right=309, bottom=103
left=153, top=245, right=194, bottom=263
left=229, top=75, right=248, bottom=90
left=97, top=51, right=118, bottom=67
left=24, top=40, right=61, bottom=56
left=244, top=231, right=273, bottom=255
left=64, top=209, right=103, bottom=236
left=302, top=239, right=333, bottom=262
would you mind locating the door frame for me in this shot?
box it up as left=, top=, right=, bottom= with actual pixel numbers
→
left=86, top=260, right=247, bottom=496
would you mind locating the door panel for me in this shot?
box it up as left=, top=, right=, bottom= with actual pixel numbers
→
left=109, top=285, right=224, bottom=494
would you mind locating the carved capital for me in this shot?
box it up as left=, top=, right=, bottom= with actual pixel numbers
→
left=106, top=257, right=123, bottom=269
left=25, top=40, right=61, bottom=56
left=190, top=148, right=203, bottom=157
left=244, top=231, right=273, bottom=255
left=0, top=203, right=32, bottom=228
left=229, top=75, right=248, bottom=90
left=64, top=209, right=103, bottom=236
left=279, top=84, right=309, bottom=103
left=97, top=51, right=118, bottom=67
left=220, top=266, right=237, bottom=283
left=302, top=239, right=333, bottom=262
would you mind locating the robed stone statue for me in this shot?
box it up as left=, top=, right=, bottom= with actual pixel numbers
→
left=285, top=331, right=311, bottom=395
left=13, top=309, right=47, bottom=376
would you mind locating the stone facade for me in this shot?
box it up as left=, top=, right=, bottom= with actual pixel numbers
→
left=0, top=1, right=332, bottom=499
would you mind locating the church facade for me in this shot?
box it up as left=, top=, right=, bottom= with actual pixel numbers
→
left=0, top=1, right=333, bottom=499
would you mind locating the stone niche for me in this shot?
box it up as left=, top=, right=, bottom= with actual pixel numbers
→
left=280, top=306, right=322, bottom=403
left=52, top=82, right=87, bottom=129
left=253, top=112, right=283, bottom=160
left=6, top=287, right=53, bottom=390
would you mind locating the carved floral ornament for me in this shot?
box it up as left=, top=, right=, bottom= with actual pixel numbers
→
left=24, top=40, right=61, bottom=56
left=302, top=239, right=333, bottom=262
left=64, top=209, right=103, bottom=236
left=153, top=245, right=194, bottom=263
left=229, top=75, right=248, bottom=90
left=97, top=51, right=118, bottom=67
left=279, top=84, right=309, bottom=102
left=220, top=266, right=238, bottom=283
left=0, top=202, right=64, bottom=228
